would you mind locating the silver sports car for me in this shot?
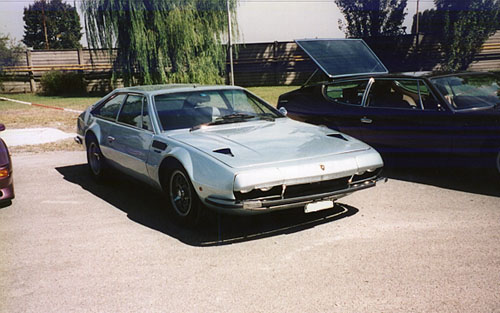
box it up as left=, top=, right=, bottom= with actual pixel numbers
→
left=76, top=85, right=384, bottom=225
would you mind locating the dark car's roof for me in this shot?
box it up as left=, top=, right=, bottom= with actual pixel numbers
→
left=296, top=39, right=388, bottom=78
left=311, top=71, right=495, bottom=85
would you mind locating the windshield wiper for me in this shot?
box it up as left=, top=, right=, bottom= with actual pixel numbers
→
left=190, top=113, right=256, bottom=131
left=256, top=113, right=276, bottom=121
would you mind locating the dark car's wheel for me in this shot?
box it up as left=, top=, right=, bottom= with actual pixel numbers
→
left=494, top=148, right=500, bottom=178
left=86, top=138, right=107, bottom=181
left=165, top=167, right=202, bottom=226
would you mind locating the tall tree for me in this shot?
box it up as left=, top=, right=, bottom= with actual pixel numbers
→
left=335, top=0, right=408, bottom=37
left=81, top=0, right=237, bottom=86
left=413, top=0, right=500, bottom=70
left=0, top=34, right=23, bottom=67
left=23, top=0, right=82, bottom=49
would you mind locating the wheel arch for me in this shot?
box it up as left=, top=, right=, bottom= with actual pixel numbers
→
left=157, top=149, right=194, bottom=190
left=84, top=125, right=103, bottom=149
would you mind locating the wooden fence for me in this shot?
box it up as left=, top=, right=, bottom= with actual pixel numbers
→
left=2, top=31, right=500, bottom=93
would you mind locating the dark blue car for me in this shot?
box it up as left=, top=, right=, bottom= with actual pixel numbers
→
left=278, top=39, right=500, bottom=176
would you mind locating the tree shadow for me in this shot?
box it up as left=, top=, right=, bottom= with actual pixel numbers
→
left=55, top=164, right=359, bottom=247
left=381, top=155, right=500, bottom=197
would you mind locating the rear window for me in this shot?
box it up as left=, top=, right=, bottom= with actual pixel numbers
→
left=92, top=94, right=126, bottom=120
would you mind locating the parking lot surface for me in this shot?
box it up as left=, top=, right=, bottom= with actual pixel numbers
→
left=1, top=151, right=499, bottom=312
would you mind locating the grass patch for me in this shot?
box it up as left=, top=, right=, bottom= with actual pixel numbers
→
left=0, top=94, right=100, bottom=110
left=8, top=138, right=84, bottom=154
left=247, top=86, right=298, bottom=107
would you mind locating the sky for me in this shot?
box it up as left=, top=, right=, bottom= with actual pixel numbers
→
left=0, top=0, right=435, bottom=46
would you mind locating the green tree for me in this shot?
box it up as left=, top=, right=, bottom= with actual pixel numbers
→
left=413, top=0, right=500, bottom=71
left=81, top=0, right=237, bottom=86
left=335, top=0, right=408, bottom=37
left=23, top=0, right=82, bottom=49
left=0, top=34, right=24, bottom=89
left=0, top=34, right=23, bottom=67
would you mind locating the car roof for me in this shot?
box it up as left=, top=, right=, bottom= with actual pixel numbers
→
left=113, top=84, right=245, bottom=96
left=317, top=71, right=493, bottom=84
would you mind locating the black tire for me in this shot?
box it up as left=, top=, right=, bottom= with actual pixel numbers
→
left=86, top=137, right=107, bottom=181
left=165, top=167, right=202, bottom=226
left=494, top=148, right=500, bottom=179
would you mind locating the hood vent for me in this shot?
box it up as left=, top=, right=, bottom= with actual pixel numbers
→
left=327, top=133, right=348, bottom=141
left=213, top=148, right=234, bottom=157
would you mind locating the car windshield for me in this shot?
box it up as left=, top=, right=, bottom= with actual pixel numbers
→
left=154, top=89, right=281, bottom=131
left=431, top=74, right=500, bottom=110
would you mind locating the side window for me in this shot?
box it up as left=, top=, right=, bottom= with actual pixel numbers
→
left=325, top=80, right=368, bottom=106
left=93, top=94, right=126, bottom=120
left=367, top=80, right=420, bottom=110
left=118, top=95, right=144, bottom=128
left=418, top=81, right=441, bottom=111
left=142, top=100, right=153, bottom=131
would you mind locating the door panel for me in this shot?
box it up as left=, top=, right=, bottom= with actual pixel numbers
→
left=322, top=80, right=369, bottom=140
left=108, top=94, right=153, bottom=179
left=361, top=79, right=455, bottom=157
left=109, top=124, right=153, bottom=178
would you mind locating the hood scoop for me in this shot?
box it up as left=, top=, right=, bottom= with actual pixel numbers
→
left=213, top=148, right=234, bottom=157
left=327, top=133, right=348, bottom=141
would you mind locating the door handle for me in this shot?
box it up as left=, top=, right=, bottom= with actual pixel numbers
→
left=360, top=117, right=372, bottom=124
left=107, top=136, right=115, bottom=143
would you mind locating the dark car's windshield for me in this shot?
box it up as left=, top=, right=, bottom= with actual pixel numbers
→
left=431, top=73, right=500, bottom=110
left=154, top=89, right=281, bottom=131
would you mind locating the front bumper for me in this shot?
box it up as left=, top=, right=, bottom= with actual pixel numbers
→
left=205, top=176, right=386, bottom=213
left=74, top=135, right=83, bottom=145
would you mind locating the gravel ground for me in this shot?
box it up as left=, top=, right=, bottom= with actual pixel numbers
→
left=1, top=151, right=499, bottom=313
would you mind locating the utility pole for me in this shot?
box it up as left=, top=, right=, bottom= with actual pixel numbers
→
left=415, top=0, right=420, bottom=35
left=41, top=0, right=49, bottom=49
left=415, top=0, right=421, bottom=69
left=227, top=0, right=234, bottom=86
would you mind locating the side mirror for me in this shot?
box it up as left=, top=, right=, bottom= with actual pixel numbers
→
left=0, top=124, right=5, bottom=132
left=278, top=107, right=288, bottom=116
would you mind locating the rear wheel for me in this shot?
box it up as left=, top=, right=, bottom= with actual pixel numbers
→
left=86, top=138, right=107, bottom=181
left=494, top=149, right=500, bottom=178
left=165, top=167, right=202, bottom=226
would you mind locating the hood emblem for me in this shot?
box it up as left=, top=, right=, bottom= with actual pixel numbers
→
left=320, top=164, right=325, bottom=171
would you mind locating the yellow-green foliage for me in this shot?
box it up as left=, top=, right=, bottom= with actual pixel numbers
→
left=81, top=0, right=237, bottom=86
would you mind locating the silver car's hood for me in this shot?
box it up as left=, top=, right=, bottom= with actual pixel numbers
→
left=166, top=118, right=371, bottom=169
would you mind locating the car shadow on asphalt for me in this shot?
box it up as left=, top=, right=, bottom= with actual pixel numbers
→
left=381, top=156, right=500, bottom=197
left=55, top=164, right=359, bottom=247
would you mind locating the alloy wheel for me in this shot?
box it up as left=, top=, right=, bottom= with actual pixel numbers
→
left=169, top=170, right=192, bottom=217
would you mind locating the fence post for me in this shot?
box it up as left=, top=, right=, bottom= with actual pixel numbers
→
left=26, top=50, right=36, bottom=93
left=274, top=41, right=278, bottom=85
left=77, top=48, right=84, bottom=73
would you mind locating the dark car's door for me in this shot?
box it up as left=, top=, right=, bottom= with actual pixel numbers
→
left=359, top=78, right=455, bottom=156
left=321, top=79, right=370, bottom=140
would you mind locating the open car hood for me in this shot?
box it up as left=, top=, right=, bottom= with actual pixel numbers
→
left=168, top=118, right=371, bottom=169
left=296, top=38, right=388, bottom=78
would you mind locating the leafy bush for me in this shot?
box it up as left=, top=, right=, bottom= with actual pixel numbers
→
left=39, top=71, right=87, bottom=96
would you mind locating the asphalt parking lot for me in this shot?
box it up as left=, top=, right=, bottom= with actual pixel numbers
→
left=1, top=151, right=499, bottom=312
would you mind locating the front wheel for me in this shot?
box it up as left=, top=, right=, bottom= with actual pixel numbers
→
left=166, top=168, right=202, bottom=226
